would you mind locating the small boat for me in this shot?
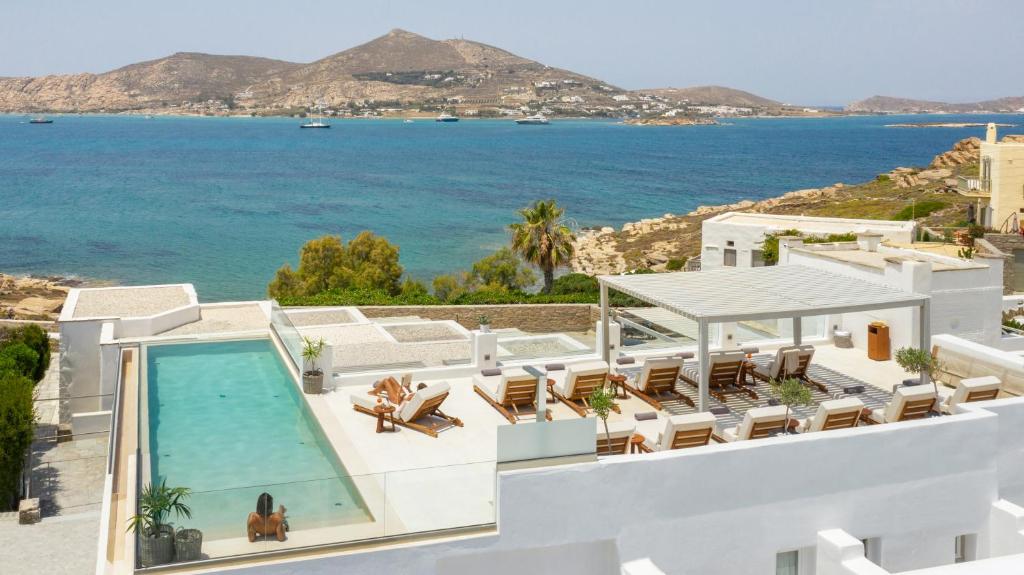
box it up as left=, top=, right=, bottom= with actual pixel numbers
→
left=436, top=112, right=459, bottom=123
left=300, top=103, right=331, bottom=129
left=516, top=114, right=550, bottom=125
left=29, top=117, right=53, bottom=124
left=403, top=119, right=414, bottom=124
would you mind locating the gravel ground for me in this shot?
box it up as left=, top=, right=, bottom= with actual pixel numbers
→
left=159, top=304, right=268, bottom=335
left=73, top=285, right=190, bottom=318
left=382, top=323, right=467, bottom=343
left=286, top=309, right=355, bottom=326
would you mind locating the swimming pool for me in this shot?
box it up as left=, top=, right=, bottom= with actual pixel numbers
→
left=145, top=339, right=370, bottom=540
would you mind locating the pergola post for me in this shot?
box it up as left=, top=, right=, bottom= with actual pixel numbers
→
left=698, top=318, right=710, bottom=412
left=600, top=281, right=610, bottom=364
left=919, top=299, right=931, bottom=386
left=793, top=316, right=802, bottom=346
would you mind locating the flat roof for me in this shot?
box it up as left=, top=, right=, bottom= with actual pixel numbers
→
left=71, top=285, right=192, bottom=319
left=599, top=265, right=928, bottom=322
left=707, top=211, right=915, bottom=233
left=795, top=246, right=984, bottom=272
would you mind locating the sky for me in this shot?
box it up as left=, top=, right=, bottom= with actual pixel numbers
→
left=2, top=0, right=1021, bottom=106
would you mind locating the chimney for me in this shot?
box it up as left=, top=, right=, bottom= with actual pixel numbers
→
left=986, top=122, right=997, bottom=144
left=857, top=232, right=882, bottom=252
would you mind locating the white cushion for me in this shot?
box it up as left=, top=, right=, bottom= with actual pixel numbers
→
left=596, top=420, right=636, bottom=454
left=652, top=412, right=716, bottom=450
left=350, top=392, right=380, bottom=411
left=726, top=405, right=788, bottom=441
left=944, top=376, right=1001, bottom=411
left=878, top=385, right=937, bottom=423
left=473, top=367, right=534, bottom=403
left=636, top=357, right=684, bottom=391
left=798, top=397, right=864, bottom=433
left=555, top=360, right=608, bottom=397
left=399, top=381, right=450, bottom=421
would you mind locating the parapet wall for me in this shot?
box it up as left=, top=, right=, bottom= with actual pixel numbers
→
left=356, top=304, right=598, bottom=333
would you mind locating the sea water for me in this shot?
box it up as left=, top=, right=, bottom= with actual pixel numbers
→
left=1, top=114, right=1021, bottom=300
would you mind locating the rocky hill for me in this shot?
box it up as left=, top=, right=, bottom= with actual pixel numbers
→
left=0, top=29, right=625, bottom=114
left=847, top=95, right=1024, bottom=114
left=572, top=137, right=987, bottom=275
left=632, top=85, right=782, bottom=108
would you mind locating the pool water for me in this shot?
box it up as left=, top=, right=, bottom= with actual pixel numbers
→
left=146, top=339, right=370, bottom=539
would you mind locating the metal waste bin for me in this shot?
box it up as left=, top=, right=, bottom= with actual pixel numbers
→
left=867, top=321, right=890, bottom=361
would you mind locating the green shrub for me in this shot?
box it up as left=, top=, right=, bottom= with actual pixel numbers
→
left=665, top=258, right=687, bottom=271
left=470, top=247, right=536, bottom=291
left=0, top=371, right=34, bottom=510
left=893, top=200, right=947, bottom=221
left=876, top=174, right=891, bottom=182
left=3, top=325, right=50, bottom=382
left=0, top=343, right=38, bottom=381
left=551, top=273, right=598, bottom=295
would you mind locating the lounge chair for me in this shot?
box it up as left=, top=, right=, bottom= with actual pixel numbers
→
left=550, top=360, right=618, bottom=418
left=936, top=376, right=1001, bottom=414
left=717, top=405, right=789, bottom=441
left=473, top=367, right=551, bottom=423
left=352, top=381, right=463, bottom=438
left=596, top=420, right=636, bottom=455
left=636, top=412, right=717, bottom=452
left=795, top=397, right=864, bottom=433
left=752, top=345, right=827, bottom=392
left=681, top=351, right=757, bottom=402
left=623, top=357, right=695, bottom=409
left=862, top=385, right=937, bottom=424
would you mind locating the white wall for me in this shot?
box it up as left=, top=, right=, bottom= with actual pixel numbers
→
left=58, top=319, right=106, bottom=423
left=213, top=401, right=1024, bottom=575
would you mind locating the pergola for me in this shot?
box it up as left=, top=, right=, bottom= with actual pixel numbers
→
left=598, top=265, right=931, bottom=411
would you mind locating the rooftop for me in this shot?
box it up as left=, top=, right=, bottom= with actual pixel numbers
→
left=793, top=243, right=987, bottom=272
left=69, top=285, right=193, bottom=319
left=706, top=211, right=916, bottom=234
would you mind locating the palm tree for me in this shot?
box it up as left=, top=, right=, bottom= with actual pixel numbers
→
left=508, top=200, right=576, bottom=293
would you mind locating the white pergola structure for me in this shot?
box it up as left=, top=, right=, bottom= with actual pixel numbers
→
left=598, top=265, right=931, bottom=411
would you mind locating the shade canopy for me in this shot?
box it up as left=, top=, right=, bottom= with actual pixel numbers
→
left=598, top=265, right=928, bottom=324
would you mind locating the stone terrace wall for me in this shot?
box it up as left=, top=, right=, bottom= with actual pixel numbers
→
left=982, top=234, right=1024, bottom=294
left=357, top=304, right=598, bottom=333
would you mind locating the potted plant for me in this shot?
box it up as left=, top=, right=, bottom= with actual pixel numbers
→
left=302, top=336, right=326, bottom=394
left=477, top=314, right=491, bottom=333
left=769, top=377, right=812, bottom=434
left=174, top=526, right=203, bottom=562
left=894, top=346, right=943, bottom=410
left=589, top=386, right=616, bottom=454
left=127, top=480, right=192, bottom=567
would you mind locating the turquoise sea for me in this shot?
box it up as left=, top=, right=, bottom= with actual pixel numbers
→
left=1, top=113, right=1022, bottom=301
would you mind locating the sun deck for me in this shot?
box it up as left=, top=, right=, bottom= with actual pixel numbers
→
left=70, top=285, right=193, bottom=319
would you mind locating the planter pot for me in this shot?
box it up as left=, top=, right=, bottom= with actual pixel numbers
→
left=303, top=372, right=324, bottom=394
left=479, top=324, right=491, bottom=333
left=138, top=525, right=174, bottom=567
left=174, top=528, right=203, bottom=562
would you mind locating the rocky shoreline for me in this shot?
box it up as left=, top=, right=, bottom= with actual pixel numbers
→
left=0, top=274, right=101, bottom=321
left=571, top=136, right=988, bottom=275
left=623, top=116, right=718, bottom=126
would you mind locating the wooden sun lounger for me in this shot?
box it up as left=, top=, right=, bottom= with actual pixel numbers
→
left=473, top=373, right=552, bottom=424
left=352, top=384, right=463, bottom=438
left=680, top=354, right=757, bottom=403
left=624, top=360, right=695, bottom=409
left=751, top=347, right=827, bottom=393
left=860, top=386, right=937, bottom=425
left=552, top=371, right=620, bottom=418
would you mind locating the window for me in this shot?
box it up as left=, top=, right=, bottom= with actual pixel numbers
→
left=726, top=240, right=735, bottom=247
left=751, top=249, right=765, bottom=267
left=776, top=550, right=798, bottom=575
left=724, top=249, right=737, bottom=267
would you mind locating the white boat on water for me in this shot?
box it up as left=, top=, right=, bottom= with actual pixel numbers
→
left=403, top=119, right=414, bottom=124
left=515, top=114, right=549, bottom=125
left=436, top=112, right=459, bottom=122
left=300, top=103, right=331, bottom=129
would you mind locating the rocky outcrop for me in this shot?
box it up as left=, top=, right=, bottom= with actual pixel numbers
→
left=624, top=117, right=718, bottom=126
left=930, top=137, right=981, bottom=169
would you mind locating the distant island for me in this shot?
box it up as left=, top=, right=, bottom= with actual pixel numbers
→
left=847, top=95, right=1024, bottom=114
left=0, top=29, right=838, bottom=122
left=886, top=122, right=1017, bottom=128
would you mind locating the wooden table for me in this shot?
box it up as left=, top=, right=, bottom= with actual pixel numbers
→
left=629, top=434, right=645, bottom=454
left=607, top=374, right=629, bottom=399
left=374, top=404, right=396, bottom=433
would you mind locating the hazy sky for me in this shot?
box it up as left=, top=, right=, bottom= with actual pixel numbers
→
left=2, top=0, right=1021, bottom=105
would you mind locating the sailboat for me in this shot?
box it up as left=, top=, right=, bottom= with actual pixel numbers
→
left=29, top=116, right=53, bottom=124
left=300, top=103, right=331, bottom=129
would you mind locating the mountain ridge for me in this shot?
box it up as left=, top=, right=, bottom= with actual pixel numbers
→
left=847, top=94, right=1024, bottom=113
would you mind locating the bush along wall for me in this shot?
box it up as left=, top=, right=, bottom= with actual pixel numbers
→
left=0, top=325, right=49, bottom=510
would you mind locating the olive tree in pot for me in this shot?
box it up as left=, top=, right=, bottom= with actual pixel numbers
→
left=894, top=346, right=943, bottom=412
left=127, top=480, right=193, bottom=567
left=590, top=386, right=616, bottom=454
left=769, top=377, right=812, bottom=434
left=302, top=336, right=326, bottom=394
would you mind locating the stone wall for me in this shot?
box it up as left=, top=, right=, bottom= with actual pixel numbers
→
left=982, top=234, right=1024, bottom=294
left=357, top=304, right=598, bottom=333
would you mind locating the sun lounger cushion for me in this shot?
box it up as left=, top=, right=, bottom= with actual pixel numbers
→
left=473, top=368, right=533, bottom=403
left=615, top=356, right=636, bottom=365
left=552, top=360, right=609, bottom=398
left=940, top=376, right=1001, bottom=412
left=398, top=381, right=451, bottom=422
left=797, top=397, right=864, bottom=433
left=596, top=420, right=636, bottom=454
left=641, top=412, right=716, bottom=451
left=636, top=357, right=684, bottom=389
left=350, top=391, right=382, bottom=412
left=480, top=367, right=502, bottom=377
left=869, top=385, right=937, bottom=424
left=721, top=405, right=788, bottom=441
left=754, top=345, right=815, bottom=381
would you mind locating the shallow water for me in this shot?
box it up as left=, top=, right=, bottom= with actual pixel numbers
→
left=1, top=113, right=1020, bottom=300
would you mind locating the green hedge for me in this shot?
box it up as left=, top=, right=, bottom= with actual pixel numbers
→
left=0, top=325, right=50, bottom=511
left=0, top=325, right=50, bottom=382
left=278, top=286, right=648, bottom=307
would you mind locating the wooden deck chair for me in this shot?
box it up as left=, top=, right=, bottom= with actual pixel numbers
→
left=681, top=351, right=757, bottom=402
left=595, top=420, right=636, bottom=456
left=795, top=397, right=863, bottom=433
left=551, top=360, right=617, bottom=418
left=717, top=405, right=789, bottom=441
left=352, top=381, right=463, bottom=438
left=624, top=357, right=695, bottom=409
left=637, top=412, right=717, bottom=452
left=937, top=376, right=1001, bottom=414
left=753, top=345, right=827, bottom=392
left=473, top=367, right=552, bottom=423
left=863, top=385, right=937, bottom=424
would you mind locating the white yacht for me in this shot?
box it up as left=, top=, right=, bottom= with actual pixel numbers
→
left=300, top=103, right=331, bottom=129
left=515, top=114, right=549, bottom=125
left=435, top=112, right=459, bottom=122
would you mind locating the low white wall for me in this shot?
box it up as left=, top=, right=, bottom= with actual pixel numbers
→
left=58, top=318, right=106, bottom=423
left=115, top=303, right=200, bottom=338
left=218, top=401, right=1023, bottom=575
left=70, top=410, right=111, bottom=437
